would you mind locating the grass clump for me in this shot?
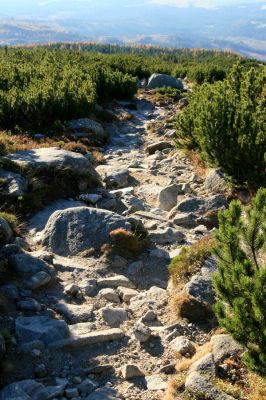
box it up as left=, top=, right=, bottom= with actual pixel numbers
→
left=103, top=228, right=148, bottom=259
left=0, top=212, right=20, bottom=235
left=169, top=236, right=215, bottom=287
left=156, top=87, right=181, bottom=100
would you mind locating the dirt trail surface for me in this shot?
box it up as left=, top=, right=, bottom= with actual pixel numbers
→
left=0, top=92, right=224, bottom=400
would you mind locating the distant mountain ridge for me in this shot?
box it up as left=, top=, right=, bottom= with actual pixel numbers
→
left=0, top=0, right=265, bottom=60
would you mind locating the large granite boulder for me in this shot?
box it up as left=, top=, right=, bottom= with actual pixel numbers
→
left=42, top=207, right=131, bottom=256
left=68, top=118, right=107, bottom=143
left=4, top=147, right=100, bottom=185
left=147, top=73, right=184, bottom=90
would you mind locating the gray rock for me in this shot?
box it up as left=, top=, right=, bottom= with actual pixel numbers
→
left=145, top=374, right=168, bottom=391
left=175, top=195, right=227, bottom=214
left=141, top=310, right=157, bottom=323
left=146, top=141, right=173, bottom=155
left=205, top=169, right=228, bottom=194
left=79, top=194, right=102, bottom=205
left=101, top=307, right=128, bottom=328
left=150, top=227, right=185, bottom=244
left=127, top=260, right=143, bottom=275
left=5, top=147, right=100, bottom=184
left=170, top=212, right=197, bottom=228
left=10, top=253, right=53, bottom=277
left=0, top=379, right=64, bottom=400
left=211, top=334, right=243, bottom=363
left=18, top=340, right=45, bottom=354
left=122, top=194, right=147, bottom=212
left=118, top=287, right=138, bottom=303
left=0, top=217, right=12, bottom=245
left=189, top=352, right=217, bottom=377
left=133, top=322, right=151, bottom=343
left=34, top=363, right=47, bottom=378
left=147, top=73, right=183, bottom=90
left=77, top=378, right=98, bottom=395
left=50, top=328, right=124, bottom=350
left=26, top=271, right=51, bottom=290
left=17, top=298, right=41, bottom=312
left=104, top=168, right=129, bottom=189
left=149, top=249, right=170, bottom=259
left=65, top=388, right=79, bottom=398
left=64, top=283, right=81, bottom=297
left=15, top=316, right=69, bottom=345
left=86, top=386, right=122, bottom=400
left=55, top=303, right=94, bottom=324
left=185, top=371, right=235, bottom=400
left=170, top=336, right=196, bottom=357
left=0, top=169, right=28, bottom=197
left=185, top=275, right=215, bottom=305
left=158, top=184, right=179, bottom=211
left=0, top=284, right=19, bottom=300
left=122, top=364, right=144, bottom=379
left=68, top=118, right=106, bottom=142
left=42, top=207, right=130, bottom=256
left=99, top=288, right=121, bottom=303
left=98, top=275, right=135, bottom=289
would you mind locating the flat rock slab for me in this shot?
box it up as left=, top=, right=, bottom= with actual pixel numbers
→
left=42, top=207, right=131, bottom=256
left=145, top=374, right=168, bottom=391
left=5, top=147, right=94, bottom=174
left=49, top=328, right=125, bottom=349
left=86, top=386, right=122, bottom=400
left=0, top=379, right=65, bottom=400
left=15, top=316, right=69, bottom=345
left=55, top=303, right=94, bottom=324
left=98, top=275, right=135, bottom=289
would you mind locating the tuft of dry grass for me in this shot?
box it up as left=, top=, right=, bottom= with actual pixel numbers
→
left=163, top=374, right=186, bottom=400
left=0, top=212, right=20, bottom=235
left=183, top=148, right=208, bottom=178
left=104, top=228, right=147, bottom=259
left=0, top=131, right=57, bottom=155
left=175, top=342, right=213, bottom=373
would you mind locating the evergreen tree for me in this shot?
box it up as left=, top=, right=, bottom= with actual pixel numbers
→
left=213, top=188, right=266, bottom=373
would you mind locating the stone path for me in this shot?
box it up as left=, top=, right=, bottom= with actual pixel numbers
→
left=0, top=92, right=230, bottom=400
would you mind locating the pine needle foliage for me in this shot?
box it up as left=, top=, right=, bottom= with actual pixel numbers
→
left=213, top=188, right=266, bottom=373
left=175, top=64, right=266, bottom=186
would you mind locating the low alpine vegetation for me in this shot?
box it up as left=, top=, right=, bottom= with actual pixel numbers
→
left=176, top=64, right=266, bottom=186
left=213, top=188, right=266, bottom=373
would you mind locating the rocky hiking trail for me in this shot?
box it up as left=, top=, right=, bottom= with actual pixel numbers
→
left=0, top=90, right=237, bottom=400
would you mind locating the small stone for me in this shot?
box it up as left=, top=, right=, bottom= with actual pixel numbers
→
left=170, top=336, right=196, bottom=357
left=77, top=378, right=98, bottom=395
left=133, top=322, right=151, bottom=343
left=145, top=374, right=168, bottom=391
left=141, top=310, right=157, bottom=323
left=17, top=298, right=41, bottom=312
left=64, top=284, right=81, bottom=298
left=118, top=287, right=138, bottom=303
left=30, top=349, right=41, bottom=358
left=35, top=363, right=47, bottom=378
left=65, top=388, right=79, bottom=398
left=99, top=288, right=120, bottom=304
left=79, top=194, right=102, bottom=205
left=27, top=271, right=51, bottom=290
left=101, top=307, right=128, bottom=328
left=121, top=364, right=144, bottom=379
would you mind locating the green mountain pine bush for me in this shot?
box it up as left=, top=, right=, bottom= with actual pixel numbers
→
left=176, top=64, right=266, bottom=186
left=213, top=188, right=266, bottom=373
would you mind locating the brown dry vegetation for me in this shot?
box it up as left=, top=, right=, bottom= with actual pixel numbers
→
left=169, top=236, right=215, bottom=289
